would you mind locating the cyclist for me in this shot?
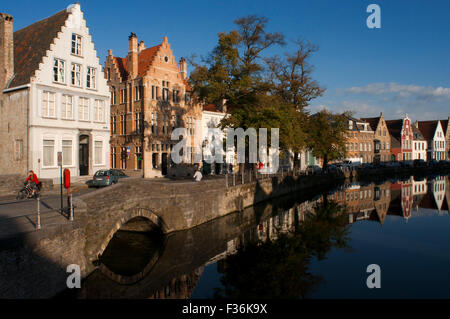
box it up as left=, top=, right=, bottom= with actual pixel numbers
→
left=25, top=170, right=40, bottom=198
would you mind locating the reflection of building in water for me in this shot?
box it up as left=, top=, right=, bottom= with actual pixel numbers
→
left=431, top=176, right=446, bottom=212
left=417, top=176, right=448, bottom=213
left=373, top=182, right=391, bottom=224
left=148, top=267, right=204, bottom=299
left=327, top=183, right=376, bottom=224
left=389, top=179, right=413, bottom=220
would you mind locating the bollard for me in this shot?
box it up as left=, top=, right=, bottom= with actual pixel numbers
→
left=36, top=197, right=41, bottom=230
left=241, top=170, right=244, bottom=184
left=69, top=193, right=73, bottom=221
left=226, top=173, right=228, bottom=188
left=233, top=173, right=236, bottom=186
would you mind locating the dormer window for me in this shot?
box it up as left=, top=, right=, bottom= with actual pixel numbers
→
left=53, top=59, right=65, bottom=83
left=71, top=34, right=82, bottom=56
left=348, top=120, right=353, bottom=130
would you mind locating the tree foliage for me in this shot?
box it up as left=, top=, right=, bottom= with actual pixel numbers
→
left=307, top=110, right=349, bottom=169
left=190, top=14, right=347, bottom=159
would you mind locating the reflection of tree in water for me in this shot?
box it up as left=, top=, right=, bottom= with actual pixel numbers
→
left=214, top=201, right=350, bottom=299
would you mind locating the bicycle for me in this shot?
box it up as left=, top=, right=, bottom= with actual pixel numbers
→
left=16, top=182, right=41, bottom=200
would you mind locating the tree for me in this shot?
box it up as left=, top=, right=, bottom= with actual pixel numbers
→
left=307, top=110, right=348, bottom=170
left=189, top=15, right=285, bottom=108
left=265, top=38, right=326, bottom=111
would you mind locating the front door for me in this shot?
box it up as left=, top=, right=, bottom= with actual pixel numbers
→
left=162, top=153, right=168, bottom=176
left=79, top=135, right=89, bottom=176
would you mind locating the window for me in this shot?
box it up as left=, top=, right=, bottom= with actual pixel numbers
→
left=120, top=115, right=126, bottom=135
left=386, top=142, right=389, bottom=150
left=43, top=139, right=55, bottom=166
left=79, top=97, right=89, bottom=121
left=111, top=116, right=117, bottom=134
left=14, top=139, right=23, bottom=161
left=87, top=67, right=96, bottom=89
left=135, top=112, right=142, bottom=133
left=95, top=141, right=103, bottom=165
left=152, top=113, right=158, bottom=134
left=93, top=99, right=104, bottom=122
left=71, top=63, right=82, bottom=87
left=42, top=91, right=56, bottom=118
left=185, top=92, right=191, bottom=103
left=162, top=81, right=169, bottom=101
left=71, top=34, right=82, bottom=56
left=135, top=86, right=142, bottom=101
left=120, top=88, right=126, bottom=103
left=136, top=146, right=142, bottom=169
left=121, top=147, right=127, bottom=169
left=173, top=89, right=180, bottom=103
left=62, top=140, right=72, bottom=165
left=163, top=114, right=169, bottom=134
left=111, top=147, right=116, bottom=168
left=61, top=95, right=73, bottom=119
left=53, top=59, right=65, bottom=83
left=152, top=85, right=155, bottom=100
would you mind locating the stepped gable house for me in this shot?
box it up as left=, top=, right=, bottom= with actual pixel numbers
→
left=0, top=4, right=110, bottom=179
left=361, top=112, right=391, bottom=163
left=386, top=115, right=413, bottom=162
left=105, top=34, right=201, bottom=178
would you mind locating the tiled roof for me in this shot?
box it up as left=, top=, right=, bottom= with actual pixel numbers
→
left=361, top=116, right=380, bottom=131
left=112, top=45, right=161, bottom=81
left=386, top=119, right=403, bottom=140
left=412, top=125, right=425, bottom=141
left=440, top=119, right=449, bottom=135
left=390, top=134, right=401, bottom=148
left=9, top=9, right=70, bottom=89
left=416, top=120, right=439, bottom=141
left=203, top=104, right=222, bottom=113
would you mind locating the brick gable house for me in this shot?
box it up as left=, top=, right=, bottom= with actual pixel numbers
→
left=361, top=112, right=391, bottom=163
left=386, top=115, right=413, bottom=161
left=105, top=34, right=201, bottom=178
left=0, top=4, right=110, bottom=180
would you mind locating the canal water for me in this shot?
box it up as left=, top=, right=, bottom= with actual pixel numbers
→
left=75, top=174, right=450, bottom=299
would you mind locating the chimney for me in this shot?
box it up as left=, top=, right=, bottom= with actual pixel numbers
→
left=128, top=32, right=138, bottom=79
left=0, top=13, right=14, bottom=90
left=179, top=57, right=187, bottom=79
left=138, top=40, right=146, bottom=54
left=221, top=98, right=227, bottom=113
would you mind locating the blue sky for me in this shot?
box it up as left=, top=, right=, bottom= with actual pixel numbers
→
left=4, top=0, right=450, bottom=121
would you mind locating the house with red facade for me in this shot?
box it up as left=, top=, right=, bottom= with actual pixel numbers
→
left=386, top=115, right=413, bottom=161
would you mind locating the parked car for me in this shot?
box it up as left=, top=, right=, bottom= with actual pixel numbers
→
left=386, top=161, right=401, bottom=168
left=400, top=161, right=413, bottom=168
left=307, top=165, right=322, bottom=174
left=413, top=159, right=427, bottom=168
left=88, top=169, right=129, bottom=187
left=428, top=159, right=439, bottom=167
left=361, top=163, right=374, bottom=169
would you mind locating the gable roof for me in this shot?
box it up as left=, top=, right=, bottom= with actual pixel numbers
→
left=385, top=119, right=403, bottom=140
left=416, top=120, right=439, bottom=141
left=412, top=124, right=426, bottom=141
left=112, top=45, right=161, bottom=82
left=361, top=116, right=380, bottom=131
left=390, top=134, right=401, bottom=148
left=440, top=119, right=449, bottom=135
left=9, top=8, right=70, bottom=89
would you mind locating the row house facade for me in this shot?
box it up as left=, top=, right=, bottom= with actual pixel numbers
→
left=105, top=34, right=202, bottom=178
left=440, top=118, right=450, bottom=160
left=361, top=113, right=391, bottom=163
left=344, top=116, right=374, bottom=163
left=0, top=4, right=110, bottom=180
left=412, top=124, right=427, bottom=160
left=386, top=115, right=413, bottom=161
left=416, top=120, right=446, bottom=161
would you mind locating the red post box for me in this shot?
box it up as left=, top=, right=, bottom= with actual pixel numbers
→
left=63, top=168, right=71, bottom=189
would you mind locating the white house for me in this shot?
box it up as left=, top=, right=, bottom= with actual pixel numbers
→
left=417, top=120, right=446, bottom=161
left=0, top=4, right=110, bottom=181
left=412, top=124, right=427, bottom=161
